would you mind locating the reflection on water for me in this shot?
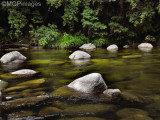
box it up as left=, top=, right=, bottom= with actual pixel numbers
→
left=0, top=48, right=160, bottom=119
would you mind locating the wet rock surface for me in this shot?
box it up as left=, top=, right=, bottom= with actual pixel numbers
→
left=0, top=51, right=26, bottom=64
left=68, top=73, right=107, bottom=94
left=8, top=110, right=33, bottom=119
left=69, top=50, right=91, bottom=60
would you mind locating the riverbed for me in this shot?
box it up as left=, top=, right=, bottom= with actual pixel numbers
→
left=0, top=48, right=160, bottom=120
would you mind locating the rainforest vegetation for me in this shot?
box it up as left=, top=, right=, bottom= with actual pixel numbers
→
left=0, top=0, right=160, bottom=48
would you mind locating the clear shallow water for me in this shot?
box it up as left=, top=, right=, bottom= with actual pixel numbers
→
left=1, top=48, right=160, bottom=119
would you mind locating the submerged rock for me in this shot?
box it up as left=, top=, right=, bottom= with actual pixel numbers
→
left=116, top=108, right=148, bottom=118
left=64, top=104, right=116, bottom=116
left=107, top=44, right=118, bottom=52
left=16, top=78, right=45, bottom=88
left=11, top=69, right=37, bottom=75
left=67, top=73, right=107, bottom=94
left=38, top=107, right=63, bottom=117
left=69, top=50, right=91, bottom=60
left=0, top=73, right=21, bottom=80
left=122, top=55, right=142, bottom=59
left=8, top=110, right=33, bottom=119
left=0, top=95, right=48, bottom=110
left=71, top=59, right=91, bottom=66
left=3, top=86, right=28, bottom=93
left=79, top=43, right=96, bottom=50
left=58, top=117, right=105, bottom=120
left=0, top=51, right=26, bottom=64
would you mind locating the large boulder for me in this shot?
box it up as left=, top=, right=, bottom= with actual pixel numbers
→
left=67, top=73, right=107, bottom=94
left=0, top=51, right=26, bottom=64
left=107, top=44, right=118, bottom=52
left=79, top=43, right=96, bottom=50
left=69, top=50, right=91, bottom=60
left=11, top=69, right=37, bottom=75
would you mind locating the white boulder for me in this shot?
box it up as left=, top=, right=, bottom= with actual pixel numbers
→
left=67, top=73, right=107, bottom=93
left=138, top=43, right=153, bottom=52
left=138, top=43, right=153, bottom=49
left=0, top=51, right=26, bottom=64
left=80, top=43, right=96, bottom=50
left=69, top=50, right=91, bottom=60
left=103, top=89, right=121, bottom=97
left=11, top=69, right=37, bottom=75
left=107, top=44, right=118, bottom=52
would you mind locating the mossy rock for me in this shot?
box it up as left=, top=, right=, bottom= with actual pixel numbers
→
left=38, top=107, right=63, bottom=117
left=17, top=78, right=45, bottom=88
left=0, top=96, right=48, bottom=110
left=120, top=114, right=153, bottom=120
left=52, top=101, right=70, bottom=109
left=8, top=110, right=33, bottom=119
left=3, top=86, right=28, bottom=93
left=58, top=117, right=105, bottom=120
left=121, top=91, right=144, bottom=103
left=116, top=108, right=148, bottom=118
left=51, top=86, right=82, bottom=98
left=122, top=55, right=142, bottom=59
left=64, top=104, right=116, bottom=116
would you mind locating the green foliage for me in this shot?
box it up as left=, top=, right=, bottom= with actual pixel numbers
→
left=46, top=0, right=63, bottom=8
left=127, top=1, right=155, bottom=27
left=62, top=0, right=81, bottom=31
left=92, top=38, right=107, bottom=46
left=34, top=24, right=60, bottom=46
left=8, top=9, right=27, bottom=40
left=1, top=0, right=160, bottom=48
left=81, top=7, right=107, bottom=38
left=54, top=33, right=84, bottom=48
